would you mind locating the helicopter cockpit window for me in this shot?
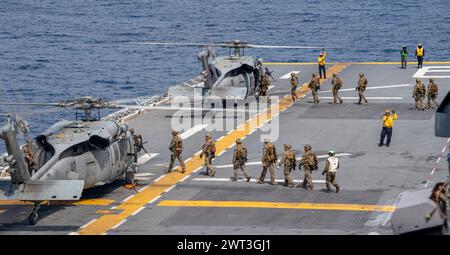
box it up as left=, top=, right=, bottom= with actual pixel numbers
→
left=35, top=135, right=55, bottom=168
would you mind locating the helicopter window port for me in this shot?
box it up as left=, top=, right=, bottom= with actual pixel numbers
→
left=59, top=141, right=94, bottom=160
left=88, top=135, right=110, bottom=150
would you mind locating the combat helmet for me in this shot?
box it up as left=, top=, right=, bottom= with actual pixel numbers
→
left=236, top=138, right=242, bottom=144
left=304, top=144, right=312, bottom=151
left=359, top=73, right=364, bottom=77
left=328, top=150, right=335, bottom=156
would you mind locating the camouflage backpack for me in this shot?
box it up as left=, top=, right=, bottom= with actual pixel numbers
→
left=429, top=83, right=438, bottom=94
left=286, top=151, right=297, bottom=169
left=236, top=145, right=247, bottom=159
left=335, top=78, right=343, bottom=89
left=305, top=152, right=318, bottom=170
left=210, top=143, right=216, bottom=158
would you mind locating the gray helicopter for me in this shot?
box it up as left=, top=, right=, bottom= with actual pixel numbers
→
left=0, top=96, right=256, bottom=225
left=0, top=97, right=145, bottom=225
left=133, top=40, right=322, bottom=101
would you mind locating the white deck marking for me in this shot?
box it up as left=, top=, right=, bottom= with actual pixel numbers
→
left=447, top=138, right=450, bottom=143
left=153, top=174, right=166, bottom=183
left=192, top=177, right=326, bottom=184
left=311, top=97, right=403, bottom=100
left=179, top=124, right=208, bottom=139
left=320, top=84, right=412, bottom=93
left=431, top=168, right=436, bottom=175
left=217, top=150, right=226, bottom=156
left=280, top=71, right=301, bottom=79
left=148, top=195, right=161, bottom=204
left=179, top=175, right=191, bottom=183
left=80, top=219, right=98, bottom=229
left=131, top=206, right=146, bottom=216
left=121, top=195, right=135, bottom=203
left=164, top=185, right=176, bottom=193
left=442, top=146, right=446, bottom=153
left=213, top=153, right=352, bottom=169
left=134, top=173, right=155, bottom=177
left=436, top=157, right=441, bottom=164
left=382, top=211, right=393, bottom=227
left=138, top=184, right=150, bottom=192
left=68, top=232, right=79, bottom=235
left=413, top=66, right=450, bottom=78
left=268, top=85, right=275, bottom=91
left=111, top=219, right=127, bottom=230
left=137, top=153, right=159, bottom=165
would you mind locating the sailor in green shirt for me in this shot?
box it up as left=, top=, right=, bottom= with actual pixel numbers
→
left=400, top=46, right=408, bottom=69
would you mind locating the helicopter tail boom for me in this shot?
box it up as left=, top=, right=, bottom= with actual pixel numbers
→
left=0, top=180, right=84, bottom=201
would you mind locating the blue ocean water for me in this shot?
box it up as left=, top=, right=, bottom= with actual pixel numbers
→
left=1, top=0, right=450, bottom=151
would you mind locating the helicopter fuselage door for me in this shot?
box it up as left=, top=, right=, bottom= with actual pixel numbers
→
left=109, top=140, right=127, bottom=182
left=108, top=143, right=116, bottom=181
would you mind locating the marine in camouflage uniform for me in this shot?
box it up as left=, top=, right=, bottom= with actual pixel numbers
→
left=129, top=128, right=143, bottom=163
left=23, top=143, right=35, bottom=176
left=331, top=73, right=343, bottom=104
left=413, top=78, right=426, bottom=111
left=290, top=72, right=298, bottom=101
left=308, top=73, right=320, bottom=104
left=167, top=130, right=186, bottom=173
left=298, top=144, right=318, bottom=191
left=258, top=140, right=278, bottom=185
left=259, top=73, right=270, bottom=99
left=200, top=133, right=216, bottom=177
left=322, top=151, right=340, bottom=193
left=427, top=78, right=440, bottom=109
left=356, top=73, right=368, bottom=104
left=278, top=144, right=296, bottom=188
left=232, top=138, right=251, bottom=182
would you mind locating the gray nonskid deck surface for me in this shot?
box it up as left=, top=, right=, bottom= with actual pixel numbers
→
left=1, top=63, right=449, bottom=235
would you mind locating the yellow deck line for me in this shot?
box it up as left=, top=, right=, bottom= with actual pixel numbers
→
left=264, top=61, right=450, bottom=65
left=78, top=63, right=350, bottom=235
left=157, top=200, right=396, bottom=212
left=0, top=199, right=114, bottom=206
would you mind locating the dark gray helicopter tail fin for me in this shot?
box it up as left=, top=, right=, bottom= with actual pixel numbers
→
left=0, top=180, right=84, bottom=201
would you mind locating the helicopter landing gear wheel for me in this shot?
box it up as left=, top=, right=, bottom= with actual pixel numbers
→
left=28, top=201, right=41, bottom=225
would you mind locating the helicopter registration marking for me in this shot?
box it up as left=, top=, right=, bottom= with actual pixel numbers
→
left=77, top=63, right=349, bottom=235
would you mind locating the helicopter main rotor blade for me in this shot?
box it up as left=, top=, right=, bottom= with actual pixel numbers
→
left=0, top=102, right=61, bottom=107
left=130, top=42, right=229, bottom=47
left=117, top=105, right=261, bottom=114
left=246, top=44, right=324, bottom=49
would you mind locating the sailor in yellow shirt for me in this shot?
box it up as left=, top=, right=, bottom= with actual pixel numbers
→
left=415, top=43, right=425, bottom=68
left=378, top=109, right=398, bottom=147
left=317, top=52, right=326, bottom=79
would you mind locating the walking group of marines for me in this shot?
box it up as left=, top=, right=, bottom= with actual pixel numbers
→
left=299, top=71, right=368, bottom=105
left=164, top=44, right=441, bottom=195
left=166, top=131, right=340, bottom=193
left=413, top=78, right=440, bottom=111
